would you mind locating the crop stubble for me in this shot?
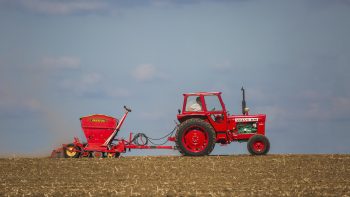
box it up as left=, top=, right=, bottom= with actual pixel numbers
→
left=0, top=154, right=349, bottom=196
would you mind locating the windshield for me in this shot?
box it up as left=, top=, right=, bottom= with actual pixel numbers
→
left=204, top=95, right=223, bottom=111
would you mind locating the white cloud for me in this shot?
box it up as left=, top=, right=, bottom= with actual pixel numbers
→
left=17, top=0, right=108, bottom=15
left=61, top=72, right=101, bottom=93
left=211, top=61, right=234, bottom=72
left=151, top=0, right=174, bottom=7
left=60, top=73, right=131, bottom=98
left=26, top=99, right=41, bottom=111
left=106, top=88, right=131, bottom=98
left=331, top=97, right=350, bottom=117
left=332, top=97, right=350, bottom=109
left=210, top=60, right=249, bottom=74
left=295, top=90, right=350, bottom=121
left=138, top=111, right=167, bottom=120
left=79, top=73, right=101, bottom=86
left=60, top=73, right=102, bottom=97
left=131, top=64, right=156, bottom=81
left=41, top=56, right=80, bottom=70
left=257, top=92, right=350, bottom=123
left=131, top=64, right=165, bottom=82
left=0, top=86, right=42, bottom=117
left=255, top=105, right=289, bottom=128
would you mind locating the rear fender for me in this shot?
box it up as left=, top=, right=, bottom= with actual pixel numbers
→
left=177, top=115, right=207, bottom=123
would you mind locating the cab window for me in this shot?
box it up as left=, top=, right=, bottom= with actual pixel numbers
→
left=185, top=96, right=203, bottom=112
left=204, top=95, right=223, bottom=111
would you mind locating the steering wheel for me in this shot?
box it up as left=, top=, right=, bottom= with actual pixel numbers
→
left=213, top=114, right=223, bottom=122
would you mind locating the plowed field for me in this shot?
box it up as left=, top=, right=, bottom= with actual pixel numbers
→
left=0, top=155, right=349, bottom=196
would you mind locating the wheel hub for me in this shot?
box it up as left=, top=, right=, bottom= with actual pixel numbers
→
left=183, top=129, right=208, bottom=153
left=66, top=147, right=77, bottom=157
left=253, top=141, right=265, bottom=152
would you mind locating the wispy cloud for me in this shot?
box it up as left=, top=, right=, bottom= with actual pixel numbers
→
left=131, top=64, right=157, bottom=81
left=256, top=89, right=350, bottom=126
left=0, top=0, right=235, bottom=16
left=60, top=72, right=102, bottom=96
left=106, top=88, right=131, bottom=98
left=303, top=96, right=350, bottom=121
left=0, top=86, right=42, bottom=118
left=60, top=72, right=131, bottom=98
left=149, top=0, right=235, bottom=8
left=131, top=64, right=167, bottom=82
left=211, top=61, right=234, bottom=73
left=331, top=97, right=350, bottom=119
left=41, top=56, right=80, bottom=70
left=138, top=110, right=167, bottom=120
left=0, top=59, right=43, bottom=118
left=3, top=0, right=108, bottom=15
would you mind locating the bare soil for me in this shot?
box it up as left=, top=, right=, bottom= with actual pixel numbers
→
left=0, top=154, right=349, bottom=196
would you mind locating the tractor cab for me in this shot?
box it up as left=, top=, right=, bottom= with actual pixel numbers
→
left=177, top=92, right=228, bottom=132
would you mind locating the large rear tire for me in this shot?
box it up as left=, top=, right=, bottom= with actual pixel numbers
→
left=175, top=118, right=216, bottom=156
left=63, top=144, right=81, bottom=158
left=247, top=135, right=270, bottom=155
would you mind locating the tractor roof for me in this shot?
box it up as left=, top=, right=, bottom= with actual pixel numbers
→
left=183, top=92, right=222, bottom=96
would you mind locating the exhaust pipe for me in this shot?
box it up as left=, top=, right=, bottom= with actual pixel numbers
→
left=241, top=87, right=249, bottom=115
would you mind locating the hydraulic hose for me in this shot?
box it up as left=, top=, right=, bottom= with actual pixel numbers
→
left=131, top=126, right=177, bottom=146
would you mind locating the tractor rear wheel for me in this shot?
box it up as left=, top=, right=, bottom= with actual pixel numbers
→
left=63, top=144, right=81, bottom=158
left=176, top=118, right=216, bottom=156
left=247, top=135, right=270, bottom=155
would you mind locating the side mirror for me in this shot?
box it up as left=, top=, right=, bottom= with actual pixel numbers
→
left=178, top=109, right=181, bottom=114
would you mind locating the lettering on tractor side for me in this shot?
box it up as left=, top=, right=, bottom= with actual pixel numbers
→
left=51, top=87, right=270, bottom=158
left=235, top=118, right=259, bottom=122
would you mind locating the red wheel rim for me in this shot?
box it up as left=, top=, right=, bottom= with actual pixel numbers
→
left=182, top=126, right=208, bottom=153
left=93, top=152, right=102, bottom=158
left=253, top=141, right=265, bottom=152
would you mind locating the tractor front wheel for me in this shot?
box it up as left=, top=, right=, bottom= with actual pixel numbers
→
left=63, top=144, right=81, bottom=158
left=247, top=135, right=270, bottom=155
left=176, top=118, right=216, bottom=156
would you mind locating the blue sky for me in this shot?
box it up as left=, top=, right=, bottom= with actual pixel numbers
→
left=0, top=0, right=350, bottom=156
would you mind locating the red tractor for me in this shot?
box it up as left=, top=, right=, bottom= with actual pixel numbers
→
left=175, top=87, right=270, bottom=156
left=51, top=88, right=269, bottom=158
